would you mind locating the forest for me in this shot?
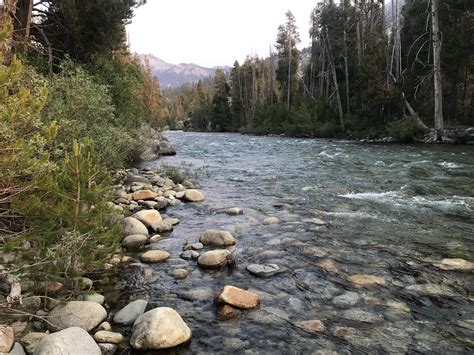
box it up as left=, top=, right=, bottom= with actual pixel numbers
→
left=164, top=0, right=473, bottom=142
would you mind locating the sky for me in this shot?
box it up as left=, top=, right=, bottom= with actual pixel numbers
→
left=126, top=0, right=316, bottom=68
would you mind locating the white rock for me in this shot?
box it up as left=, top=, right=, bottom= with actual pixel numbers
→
left=48, top=301, right=107, bottom=331
left=122, top=217, right=148, bottom=236
left=113, top=300, right=148, bottom=325
left=33, top=327, right=100, bottom=355
left=132, top=210, right=162, bottom=230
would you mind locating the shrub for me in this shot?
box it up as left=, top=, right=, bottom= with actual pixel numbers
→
left=386, top=119, right=421, bottom=143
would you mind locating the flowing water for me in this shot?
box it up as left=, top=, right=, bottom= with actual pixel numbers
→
left=126, top=131, right=473, bottom=354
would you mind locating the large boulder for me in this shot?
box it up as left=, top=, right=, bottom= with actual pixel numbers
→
left=183, top=189, right=205, bottom=202
left=130, top=307, right=191, bottom=350
left=157, top=141, right=176, bottom=156
left=215, top=285, right=260, bottom=309
left=48, top=301, right=107, bottom=331
left=197, top=250, right=231, bottom=269
left=113, top=299, right=148, bottom=325
left=122, top=217, right=148, bottom=236
left=132, top=210, right=162, bottom=230
left=0, top=326, right=14, bottom=353
left=33, top=327, right=100, bottom=355
left=200, top=230, right=236, bottom=247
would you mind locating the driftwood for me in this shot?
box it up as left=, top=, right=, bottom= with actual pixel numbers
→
left=0, top=266, right=21, bottom=304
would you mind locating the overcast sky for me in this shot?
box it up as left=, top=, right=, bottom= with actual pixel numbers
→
left=126, top=0, right=315, bottom=68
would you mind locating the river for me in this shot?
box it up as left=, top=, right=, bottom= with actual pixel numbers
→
left=127, top=131, right=474, bottom=353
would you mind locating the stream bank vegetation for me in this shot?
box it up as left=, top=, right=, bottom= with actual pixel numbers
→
left=1, top=0, right=168, bottom=312
left=165, top=0, right=473, bottom=143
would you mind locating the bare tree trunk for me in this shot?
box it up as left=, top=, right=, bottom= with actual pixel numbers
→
left=13, top=0, right=32, bottom=54
left=269, top=45, right=274, bottom=106
left=431, top=0, right=444, bottom=133
left=0, top=0, right=18, bottom=60
left=355, top=0, right=362, bottom=66
left=343, top=24, right=350, bottom=114
left=287, top=29, right=292, bottom=110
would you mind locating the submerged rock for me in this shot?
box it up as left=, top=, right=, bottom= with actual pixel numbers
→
left=183, top=242, right=203, bottom=251
left=180, top=250, right=200, bottom=260
left=348, top=274, right=386, bottom=287
left=216, top=285, right=260, bottom=309
left=130, top=307, right=191, bottom=350
left=405, top=283, right=457, bottom=297
left=263, top=216, right=279, bottom=225
left=169, top=269, right=190, bottom=279
left=296, top=319, right=326, bottom=333
left=332, top=292, right=361, bottom=308
left=216, top=305, right=240, bottom=320
left=225, top=207, right=243, bottom=215
left=246, top=263, right=283, bottom=277
left=200, top=230, right=236, bottom=247
left=435, top=258, right=474, bottom=271
left=48, top=301, right=107, bottom=331
left=333, top=326, right=356, bottom=337
left=140, top=250, right=170, bottom=263
left=33, top=327, right=100, bottom=355
left=113, top=299, right=148, bottom=325
left=197, top=250, right=231, bottom=269
left=183, top=189, right=205, bottom=202
left=316, top=259, right=340, bottom=274
left=340, top=309, right=383, bottom=323
left=122, top=217, right=148, bottom=236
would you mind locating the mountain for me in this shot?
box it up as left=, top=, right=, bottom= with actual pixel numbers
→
left=139, top=54, right=229, bottom=89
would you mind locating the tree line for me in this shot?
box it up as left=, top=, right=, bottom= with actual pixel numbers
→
left=165, top=0, right=473, bottom=142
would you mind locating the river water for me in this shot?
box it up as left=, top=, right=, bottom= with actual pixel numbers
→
left=128, top=131, right=473, bottom=354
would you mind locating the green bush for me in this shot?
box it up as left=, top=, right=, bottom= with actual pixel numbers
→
left=386, top=119, right=421, bottom=143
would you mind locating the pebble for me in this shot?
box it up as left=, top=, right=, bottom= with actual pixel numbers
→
left=246, top=263, right=283, bottom=277
left=93, top=331, right=123, bottom=344
left=180, top=250, right=200, bottom=260
left=296, top=319, right=325, bottom=333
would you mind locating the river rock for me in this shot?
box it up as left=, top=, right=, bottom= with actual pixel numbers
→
left=132, top=210, right=162, bottom=230
left=93, top=331, right=123, bottom=344
left=340, top=309, right=383, bottom=323
left=121, top=234, right=147, bottom=249
left=165, top=217, right=180, bottom=225
left=122, top=217, right=148, bottom=236
left=197, top=250, right=231, bottom=269
left=82, top=293, right=105, bottom=305
left=246, top=263, right=282, bottom=277
left=141, top=250, right=170, bottom=263
left=183, top=242, right=203, bottom=251
left=263, top=216, right=279, bottom=225
left=200, top=230, right=236, bottom=247
left=435, top=258, right=474, bottom=271
left=169, top=269, right=189, bottom=279
left=180, top=250, right=199, bottom=260
left=130, top=307, right=191, bottom=350
left=348, top=274, right=386, bottom=287
left=97, top=322, right=112, bottom=331
left=132, top=190, right=157, bottom=201
left=21, top=333, right=47, bottom=353
left=48, top=301, right=107, bottom=331
left=316, top=259, right=340, bottom=274
left=305, top=217, right=327, bottom=225
left=6, top=342, right=25, bottom=355
left=333, top=327, right=356, bottom=337
left=113, top=299, right=148, bottom=325
left=216, top=305, right=240, bottom=320
left=33, top=327, right=100, bottom=355
left=157, top=141, right=176, bottom=156
left=405, top=283, right=457, bottom=297
left=332, top=291, right=361, bottom=307
left=296, top=319, right=325, bottom=333
left=153, top=220, right=174, bottom=233
left=183, top=189, right=205, bottom=202
left=216, top=285, right=260, bottom=309
left=225, top=208, right=243, bottom=215
left=0, top=326, right=14, bottom=353
left=175, top=191, right=185, bottom=199
left=97, top=343, right=117, bottom=355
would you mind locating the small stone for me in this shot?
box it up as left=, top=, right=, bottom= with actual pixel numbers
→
left=21, top=332, right=47, bottom=353
left=263, top=216, right=279, bottom=225
left=163, top=190, right=176, bottom=198
left=0, top=326, right=14, bottom=353
left=216, top=285, right=260, bottom=309
left=183, top=189, right=205, bottom=202
left=348, top=274, right=386, bottom=287
left=97, top=321, right=112, bottom=331
left=140, top=250, right=170, bottom=263
left=169, top=269, right=189, bottom=279
left=333, top=327, right=356, bottom=337
left=180, top=250, right=199, bottom=260
left=121, top=234, right=147, bottom=249
left=197, top=250, right=231, bottom=269
left=435, top=258, right=474, bottom=271
left=10, top=321, right=27, bottom=335
left=216, top=305, right=240, bottom=320
left=165, top=217, right=180, bottom=225
left=142, top=200, right=159, bottom=209
left=130, top=307, right=191, bottom=350
left=387, top=301, right=410, bottom=312
left=296, top=319, right=325, bottom=333
left=33, top=327, right=100, bottom=355
left=132, top=210, right=162, bottom=230
left=149, top=234, right=162, bottom=242
left=175, top=191, right=186, bottom=199
left=141, top=267, right=154, bottom=280
left=153, top=220, right=174, bottom=233
left=332, top=292, right=360, bottom=308
left=225, top=208, right=243, bottom=215
left=93, top=331, right=123, bottom=344
left=200, top=230, right=236, bottom=247
left=316, top=259, right=340, bottom=274
left=83, top=293, right=105, bottom=305
left=246, top=264, right=282, bottom=277
left=122, top=217, right=148, bottom=236
left=132, top=190, right=157, bottom=201
left=113, top=300, right=148, bottom=325
left=183, top=242, right=203, bottom=251
left=97, top=343, right=117, bottom=355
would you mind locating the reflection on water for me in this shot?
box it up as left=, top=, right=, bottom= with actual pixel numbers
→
left=124, top=132, right=474, bottom=353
